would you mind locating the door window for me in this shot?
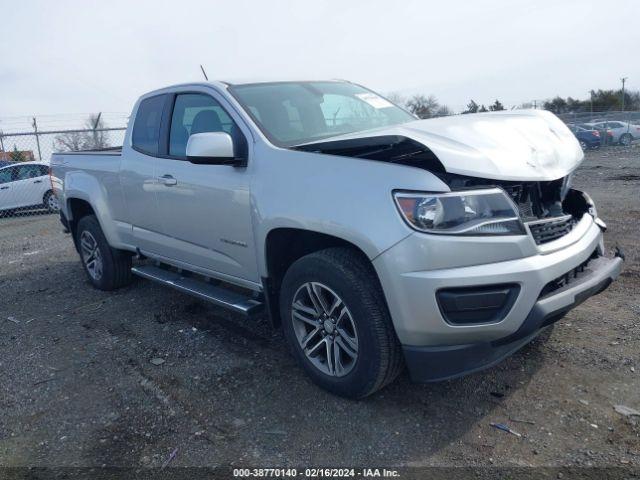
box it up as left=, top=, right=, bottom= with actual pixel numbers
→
left=132, top=94, right=166, bottom=156
left=169, top=93, right=236, bottom=157
left=16, top=165, right=43, bottom=180
left=0, top=168, right=14, bottom=184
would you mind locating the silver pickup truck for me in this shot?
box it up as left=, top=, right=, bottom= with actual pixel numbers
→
left=51, top=80, right=623, bottom=398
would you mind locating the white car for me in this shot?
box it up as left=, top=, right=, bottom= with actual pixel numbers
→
left=0, top=161, right=59, bottom=216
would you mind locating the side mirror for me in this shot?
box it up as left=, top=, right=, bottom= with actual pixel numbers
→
left=186, top=132, right=244, bottom=166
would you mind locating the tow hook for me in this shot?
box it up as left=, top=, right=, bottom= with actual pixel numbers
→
left=614, top=246, right=626, bottom=261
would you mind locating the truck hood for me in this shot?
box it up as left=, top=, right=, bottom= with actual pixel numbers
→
left=299, top=109, right=583, bottom=182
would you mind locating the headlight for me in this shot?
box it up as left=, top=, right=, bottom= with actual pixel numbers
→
left=394, top=188, right=526, bottom=235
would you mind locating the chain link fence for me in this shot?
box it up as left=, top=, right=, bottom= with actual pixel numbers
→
left=0, top=122, right=126, bottom=219
left=555, top=110, right=640, bottom=148
left=0, top=109, right=638, bottom=221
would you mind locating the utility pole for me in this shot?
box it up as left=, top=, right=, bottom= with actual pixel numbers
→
left=92, top=112, right=102, bottom=148
left=621, top=77, right=627, bottom=111
left=32, top=117, right=42, bottom=161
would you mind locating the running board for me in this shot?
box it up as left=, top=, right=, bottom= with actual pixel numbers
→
left=131, top=265, right=263, bottom=317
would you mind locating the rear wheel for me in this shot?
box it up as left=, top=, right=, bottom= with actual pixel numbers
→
left=76, top=215, right=132, bottom=291
left=280, top=247, right=403, bottom=398
left=43, top=191, right=60, bottom=213
left=619, top=133, right=632, bottom=146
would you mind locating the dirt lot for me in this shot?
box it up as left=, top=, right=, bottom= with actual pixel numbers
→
left=0, top=146, right=638, bottom=474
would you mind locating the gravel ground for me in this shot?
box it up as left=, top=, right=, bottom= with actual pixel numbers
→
left=0, top=146, right=638, bottom=473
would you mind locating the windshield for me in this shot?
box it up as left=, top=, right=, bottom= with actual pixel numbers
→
left=229, top=81, right=415, bottom=147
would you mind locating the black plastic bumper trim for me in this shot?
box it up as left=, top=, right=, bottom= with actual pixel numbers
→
left=403, top=254, right=623, bottom=383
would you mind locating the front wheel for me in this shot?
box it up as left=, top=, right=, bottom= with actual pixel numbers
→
left=76, top=215, right=132, bottom=291
left=279, top=248, right=403, bottom=398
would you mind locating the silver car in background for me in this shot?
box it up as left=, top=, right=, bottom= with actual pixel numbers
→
left=587, top=120, right=640, bottom=145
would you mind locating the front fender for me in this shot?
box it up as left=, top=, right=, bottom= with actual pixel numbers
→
left=251, top=145, right=450, bottom=277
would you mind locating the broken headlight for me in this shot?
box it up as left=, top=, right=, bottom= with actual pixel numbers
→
left=394, top=188, right=526, bottom=235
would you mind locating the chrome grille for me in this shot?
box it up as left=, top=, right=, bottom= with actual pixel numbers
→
left=527, top=215, right=575, bottom=245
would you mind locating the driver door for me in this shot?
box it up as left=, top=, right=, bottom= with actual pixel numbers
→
left=153, top=91, right=258, bottom=285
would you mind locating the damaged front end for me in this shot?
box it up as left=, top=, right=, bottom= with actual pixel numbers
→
left=293, top=110, right=600, bottom=246
left=436, top=172, right=597, bottom=246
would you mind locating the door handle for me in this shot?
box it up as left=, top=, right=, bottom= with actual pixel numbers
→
left=158, top=175, right=177, bottom=186
left=33, top=180, right=43, bottom=183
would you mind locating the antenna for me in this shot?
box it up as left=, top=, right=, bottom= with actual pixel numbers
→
left=200, top=65, right=209, bottom=81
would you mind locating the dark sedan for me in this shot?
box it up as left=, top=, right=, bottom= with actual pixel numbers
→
left=568, top=125, right=602, bottom=150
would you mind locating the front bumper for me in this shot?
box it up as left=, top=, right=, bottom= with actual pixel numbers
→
left=402, top=252, right=622, bottom=382
left=372, top=213, right=623, bottom=382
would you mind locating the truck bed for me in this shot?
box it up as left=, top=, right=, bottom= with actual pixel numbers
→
left=52, top=146, right=122, bottom=156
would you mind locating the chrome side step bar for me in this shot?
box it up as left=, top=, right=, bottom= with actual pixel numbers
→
left=131, top=264, right=263, bottom=317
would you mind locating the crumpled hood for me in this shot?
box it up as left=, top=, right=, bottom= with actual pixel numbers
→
left=308, top=109, right=583, bottom=181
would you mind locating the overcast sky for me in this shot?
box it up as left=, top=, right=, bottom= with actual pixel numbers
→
left=1, top=0, right=639, bottom=126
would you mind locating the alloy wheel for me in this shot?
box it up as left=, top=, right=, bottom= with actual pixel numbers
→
left=80, top=231, right=103, bottom=281
left=291, top=282, right=358, bottom=377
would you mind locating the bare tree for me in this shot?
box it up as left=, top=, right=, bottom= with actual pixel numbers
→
left=84, top=114, right=110, bottom=150
left=54, top=114, right=111, bottom=152
left=406, top=94, right=440, bottom=119
left=435, top=105, right=453, bottom=117
left=54, top=130, right=87, bottom=152
left=386, top=92, right=407, bottom=108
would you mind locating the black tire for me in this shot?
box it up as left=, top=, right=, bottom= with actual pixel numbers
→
left=619, top=133, right=632, bottom=146
left=75, top=215, right=132, bottom=291
left=279, top=247, right=403, bottom=399
left=579, top=140, right=588, bottom=151
left=43, top=190, right=60, bottom=213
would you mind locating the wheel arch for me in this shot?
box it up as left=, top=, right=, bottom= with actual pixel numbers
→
left=262, top=227, right=379, bottom=328
left=66, top=198, right=97, bottom=252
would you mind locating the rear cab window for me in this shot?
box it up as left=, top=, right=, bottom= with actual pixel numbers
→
left=132, top=94, right=167, bottom=155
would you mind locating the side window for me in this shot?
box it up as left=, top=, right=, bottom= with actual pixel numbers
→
left=0, top=168, right=14, bottom=184
left=39, top=165, right=49, bottom=176
left=169, top=93, right=235, bottom=157
left=132, top=94, right=166, bottom=156
left=16, top=165, right=42, bottom=180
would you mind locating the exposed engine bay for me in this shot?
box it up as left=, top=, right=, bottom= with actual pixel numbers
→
left=295, top=134, right=592, bottom=245
left=435, top=172, right=593, bottom=245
